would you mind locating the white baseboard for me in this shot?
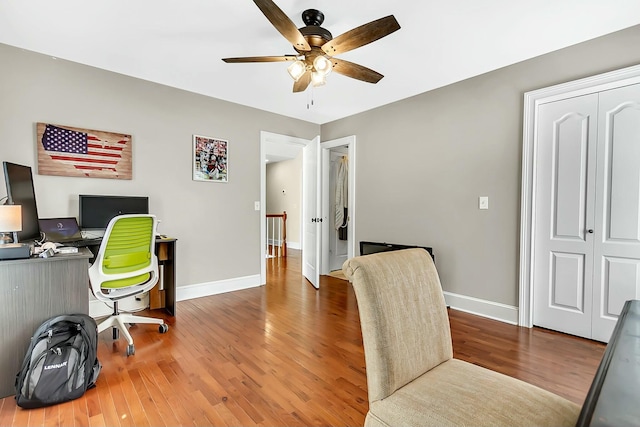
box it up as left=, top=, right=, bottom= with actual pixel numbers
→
left=443, top=291, right=518, bottom=325
left=287, top=241, right=300, bottom=250
left=267, top=240, right=300, bottom=251
left=176, top=274, right=262, bottom=301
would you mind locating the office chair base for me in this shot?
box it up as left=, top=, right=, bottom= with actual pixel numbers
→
left=97, top=313, right=166, bottom=356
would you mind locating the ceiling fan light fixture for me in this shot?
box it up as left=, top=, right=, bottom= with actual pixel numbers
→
left=311, top=71, right=326, bottom=87
left=313, top=55, right=332, bottom=76
left=223, top=2, right=400, bottom=93
left=287, top=60, right=307, bottom=82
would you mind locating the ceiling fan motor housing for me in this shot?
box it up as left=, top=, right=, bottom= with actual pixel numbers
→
left=298, top=9, right=333, bottom=49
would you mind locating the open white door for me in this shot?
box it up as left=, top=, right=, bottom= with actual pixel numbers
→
left=302, top=136, right=321, bottom=288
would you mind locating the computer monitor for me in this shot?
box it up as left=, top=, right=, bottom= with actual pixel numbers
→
left=2, top=162, right=41, bottom=243
left=79, top=194, right=149, bottom=230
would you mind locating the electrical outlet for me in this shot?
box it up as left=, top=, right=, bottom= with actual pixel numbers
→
left=479, top=196, right=489, bottom=210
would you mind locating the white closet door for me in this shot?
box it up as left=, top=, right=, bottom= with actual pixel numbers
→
left=591, top=83, right=640, bottom=342
left=533, top=94, right=599, bottom=338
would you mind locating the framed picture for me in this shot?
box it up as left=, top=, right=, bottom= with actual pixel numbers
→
left=36, top=122, right=132, bottom=180
left=193, top=134, right=228, bottom=182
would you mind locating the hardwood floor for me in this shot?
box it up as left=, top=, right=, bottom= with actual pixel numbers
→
left=0, top=249, right=605, bottom=426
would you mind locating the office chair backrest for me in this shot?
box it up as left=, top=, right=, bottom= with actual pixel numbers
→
left=89, top=214, right=158, bottom=301
left=342, top=248, right=452, bottom=403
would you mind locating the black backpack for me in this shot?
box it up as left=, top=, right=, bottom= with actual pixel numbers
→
left=15, top=313, right=101, bottom=409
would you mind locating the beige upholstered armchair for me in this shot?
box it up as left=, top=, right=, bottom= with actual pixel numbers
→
left=343, top=248, right=580, bottom=427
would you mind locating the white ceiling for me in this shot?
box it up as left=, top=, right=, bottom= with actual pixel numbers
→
left=1, top=1, right=640, bottom=125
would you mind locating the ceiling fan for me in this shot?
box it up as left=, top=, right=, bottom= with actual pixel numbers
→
left=222, top=0, right=400, bottom=92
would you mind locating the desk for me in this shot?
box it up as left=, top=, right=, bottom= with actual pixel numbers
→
left=0, top=238, right=177, bottom=399
left=0, top=248, right=93, bottom=399
left=150, top=238, right=177, bottom=316
left=576, top=299, right=640, bottom=426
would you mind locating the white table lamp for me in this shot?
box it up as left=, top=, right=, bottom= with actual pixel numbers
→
left=0, top=205, right=22, bottom=244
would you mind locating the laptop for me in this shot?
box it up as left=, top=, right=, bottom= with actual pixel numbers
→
left=38, top=217, right=103, bottom=247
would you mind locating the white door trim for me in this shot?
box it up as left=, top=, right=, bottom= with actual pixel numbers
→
left=260, top=131, right=313, bottom=284
left=519, top=63, right=640, bottom=327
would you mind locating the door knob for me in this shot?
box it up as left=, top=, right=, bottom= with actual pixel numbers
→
left=587, top=229, right=594, bottom=234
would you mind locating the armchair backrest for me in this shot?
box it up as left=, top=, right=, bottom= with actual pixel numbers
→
left=342, top=248, right=452, bottom=403
left=88, top=214, right=158, bottom=302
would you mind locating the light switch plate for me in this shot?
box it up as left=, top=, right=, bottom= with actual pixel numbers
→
left=479, top=196, right=489, bottom=210
left=254, top=201, right=260, bottom=211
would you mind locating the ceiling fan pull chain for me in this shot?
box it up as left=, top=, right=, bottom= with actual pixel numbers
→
left=307, top=86, right=314, bottom=109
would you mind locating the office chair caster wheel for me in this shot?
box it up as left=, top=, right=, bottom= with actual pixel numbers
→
left=113, top=328, right=119, bottom=340
left=159, top=324, right=169, bottom=333
left=127, top=344, right=135, bottom=356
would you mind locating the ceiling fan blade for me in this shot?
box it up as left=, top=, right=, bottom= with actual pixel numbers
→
left=331, top=58, right=384, bottom=83
left=253, top=0, right=311, bottom=51
left=222, top=55, right=298, bottom=63
left=293, top=71, right=311, bottom=92
left=322, top=15, right=400, bottom=56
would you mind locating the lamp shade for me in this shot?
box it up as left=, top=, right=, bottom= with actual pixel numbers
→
left=311, top=71, right=326, bottom=87
left=0, top=205, right=22, bottom=232
left=313, top=56, right=332, bottom=76
left=287, top=60, right=307, bottom=82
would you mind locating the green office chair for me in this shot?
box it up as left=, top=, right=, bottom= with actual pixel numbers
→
left=89, top=214, right=168, bottom=356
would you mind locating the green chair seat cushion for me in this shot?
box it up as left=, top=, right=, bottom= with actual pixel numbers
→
left=101, top=272, right=152, bottom=289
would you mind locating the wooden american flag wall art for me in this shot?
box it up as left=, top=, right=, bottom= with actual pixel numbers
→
left=36, top=123, right=132, bottom=180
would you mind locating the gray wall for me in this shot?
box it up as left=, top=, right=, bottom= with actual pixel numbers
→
left=322, top=24, right=640, bottom=306
left=0, top=43, right=319, bottom=289
left=265, top=154, right=302, bottom=247
left=3, top=24, right=640, bottom=308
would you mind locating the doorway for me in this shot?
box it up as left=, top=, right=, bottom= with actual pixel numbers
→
left=321, top=135, right=356, bottom=275
left=327, top=148, right=349, bottom=272
left=260, top=132, right=357, bottom=287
